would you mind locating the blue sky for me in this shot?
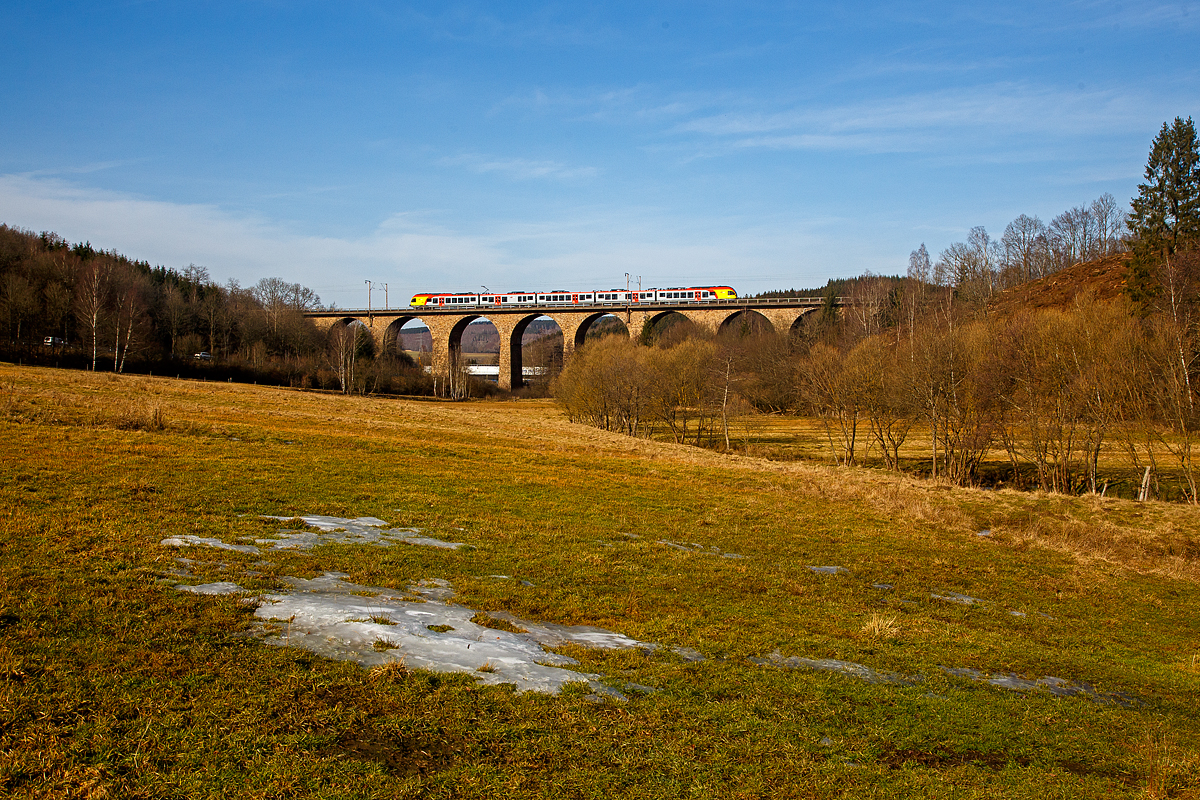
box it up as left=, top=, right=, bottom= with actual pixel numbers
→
left=0, top=1, right=1195, bottom=308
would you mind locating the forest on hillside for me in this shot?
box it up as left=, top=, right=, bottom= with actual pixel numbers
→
left=555, top=117, right=1200, bottom=502
left=0, top=225, right=440, bottom=394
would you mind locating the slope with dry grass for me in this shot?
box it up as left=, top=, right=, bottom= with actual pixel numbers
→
left=1, top=364, right=1198, bottom=798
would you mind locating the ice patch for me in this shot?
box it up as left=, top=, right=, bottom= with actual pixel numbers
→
left=258, top=515, right=465, bottom=550
left=807, top=566, right=849, bottom=576
left=751, top=651, right=1136, bottom=706
left=940, top=667, right=1138, bottom=707
left=251, top=572, right=650, bottom=696
left=931, top=591, right=986, bottom=606
left=162, top=516, right=465, bottom=555
left=263, top=515, right=390, bottom=531
left=161, top=535, right=261, bottom=554
left=750, top=650, right=916, bottom=686
left=178, top=581, right=245, bottom=595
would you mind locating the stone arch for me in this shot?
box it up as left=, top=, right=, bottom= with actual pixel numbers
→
left=789, top=309, right=819, bottom=340
left=572, top=311, right=630, bottom=349
left=382, top=315, right=431, bottom=361
left=327, top=315, right=363, bottom=332
left=717, top=309, right=776, bottom=339
left=327, top=317, right=375, bottom=357
left=506, top=314, right=565, bottom=389
left=642, top=310, right=701, bottom=345
left=448, top=314, right=494, bottom=364
left=325, top=317, right=375, bottom=390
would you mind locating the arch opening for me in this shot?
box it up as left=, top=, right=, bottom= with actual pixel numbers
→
left=640, top=311, right=701, bottom=347
left=717, top=309, right=775, bottom=341
left=574, top=312, right=629, bottom=349
left=447, top=315, right=501, bottom=378
left=509, top=314, right=563, bottom=390
left=382, top=316, right=430, bottom=365
left=789, top=309, right=819, bottom=347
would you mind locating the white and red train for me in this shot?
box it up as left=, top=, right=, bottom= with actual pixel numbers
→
left=409, top=285, right=738, bottom=308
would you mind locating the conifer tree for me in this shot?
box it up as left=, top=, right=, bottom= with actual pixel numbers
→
left=1127, top=117, right=1200, bottom=310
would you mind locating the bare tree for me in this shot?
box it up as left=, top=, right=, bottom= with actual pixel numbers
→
left=1091, top=193, right=1127, bottom=257
left=110, top=266, right=149, bottom=372
left=43, top=281, right=73, bottom=342
left=903, top=244, right=932, bottom=339
left=850, top=336, right=914, bottom=469
left=1001, top=214, right=1050, bottom=285
left=160, top=284, right=189, bottom=358
left=329, top=322, right=367, bottom=395
left=797, top=343, right=863, bottom=465
left=0, top=273, right=37, bottom=342
left=937, top=227, right=999, bottom=305
left=1049, top=206, right=1098, bottom=269
left=75, top=259, right=110, bottom=370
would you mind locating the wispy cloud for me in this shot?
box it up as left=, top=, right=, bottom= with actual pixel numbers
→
left=672, top=82, right=1168, bottom=153
left=1072, top=0, right=1200, bottom=30
left=439, top=153, right=597, bottom=180
left=20, top=160, right=145, bottom=178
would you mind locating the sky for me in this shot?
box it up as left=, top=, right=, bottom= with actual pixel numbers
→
left=0, top=1, right=1195, bottom=309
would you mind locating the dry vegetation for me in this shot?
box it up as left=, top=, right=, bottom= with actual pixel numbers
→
left=2, top=364, right=1200, bottom=798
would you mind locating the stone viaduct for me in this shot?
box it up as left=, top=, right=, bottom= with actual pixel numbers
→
left=304, top=298, right=830, bottom=391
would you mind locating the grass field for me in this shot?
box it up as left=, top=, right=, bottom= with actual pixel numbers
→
left=2, top=364, right=1199, bottom=798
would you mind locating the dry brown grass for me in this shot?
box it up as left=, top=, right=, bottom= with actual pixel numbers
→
left=5, top=363, right=1199, bottom=587
left=4, top=361, right=1199, bottom=798
left=860, top=613, right=901, bottom=640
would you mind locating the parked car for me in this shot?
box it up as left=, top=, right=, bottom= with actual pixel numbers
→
left=43, top=336, right=65, bottom=346
left=193, top=352, right=213, bottom=361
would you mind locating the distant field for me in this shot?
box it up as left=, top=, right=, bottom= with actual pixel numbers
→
left=1, top=364, right=1198, bottom=798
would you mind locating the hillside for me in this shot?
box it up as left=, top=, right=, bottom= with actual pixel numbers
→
left=987, top=253, right=1130, bottom=317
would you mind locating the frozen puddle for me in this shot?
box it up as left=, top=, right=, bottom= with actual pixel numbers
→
left=178, top=581, right=243, bottom=595
left=161, top=515, right=465, bottom=554
left=160, top=535, right=261, bottom=554
left=941, top=667, right=1139, bottom=707
left=750, top=650, right=916, bottom=686
left=807, top=565, right=850, bottom=576
left=931, top=591, right=987, bottom=606
left=199, top=572, right=649, bottom=697
left=258, top=515, right=466, bottom=550
left=751, top=650, right=1137, bottom=706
